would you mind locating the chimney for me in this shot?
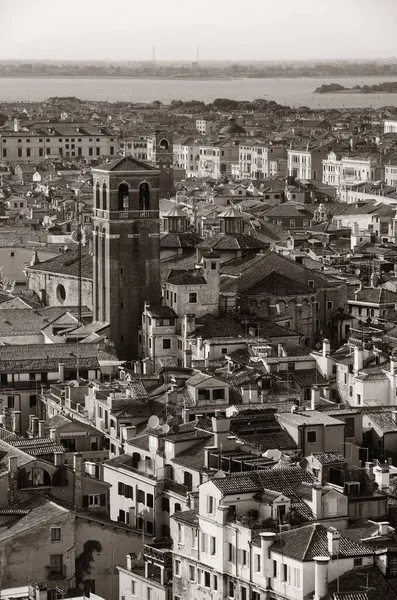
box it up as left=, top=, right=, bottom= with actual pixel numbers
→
left=126, top=553, right=136, bottom=571
left=217, top=504, right=229, bottom=525
left=378, top=521, right=389, bottom=536
left=73, top=453, right=83, bottom=509
left=212, top=413, right=234, bottom=450
left=58, top=363, right=65, bottom=382
left=322, top=339, right=331, bottom=357
left=312, top=485, right=322, bottom=519
left=123, top=425, right=137, bottom=440
left=260, top=532, right=276, bottom=580
left=327, top=527, right=341, bottom=557
left=8, top=456, right=18, bottom=505
left=54, top=451, right=65, bottom=467
left=353, top=345, right=363, bottom=374
left=313, top=556, right=330, bottom=600
left=182, top=407, right=190, bottom=424
left=11, top=411, right=21, bottom=435
left=241, top=386, right=250, bottom=404
left=390, top=357, right=397, bottom=376
left=49, top=428, right=57, bottom=441
left=311, top=386, right=320, bottom=410
left=365, top=461, right=374, bottom=480
left=184, top=348, right=192, bottom=369
left=249, top=386, right=258, bottom=403
left=31, top=417, right=39, bottom=437
left=183, top=314, right=196, bottom=337
left=28, top=414, right=35, bottom=433
left=38, top=420, right=46, bottom=438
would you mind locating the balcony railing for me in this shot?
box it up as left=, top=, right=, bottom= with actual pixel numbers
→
left=143, top=544, right=173, bottom=566
left=94, top=209, right=159, bottom=220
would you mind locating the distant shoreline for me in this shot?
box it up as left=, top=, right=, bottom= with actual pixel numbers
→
left=314, top=81, right=397, bottom=94
left=1, top=74, right=397, bottom=81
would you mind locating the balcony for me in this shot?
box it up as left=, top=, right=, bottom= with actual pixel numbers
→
left=143, top=544, right=173, bottom=567
left=46, top=566, right=66, bottom=581
left=94, top=209, right=159, bottom=220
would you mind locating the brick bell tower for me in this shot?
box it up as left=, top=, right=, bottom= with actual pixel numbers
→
left=155, top=130, right=174, bottom=198
left=92, top=156, right=161, bottom=361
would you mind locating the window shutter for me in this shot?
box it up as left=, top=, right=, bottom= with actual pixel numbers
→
left=100, top=493, right=106, bottom=506
left=82, top=495, right=89, bottom=508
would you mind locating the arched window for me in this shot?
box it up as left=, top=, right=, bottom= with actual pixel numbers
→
left=118, top=183, right=129, bottom=211
left=95, top=182, right=100, bottom=209
left=139, top=183, right=150, bottom=210
left=102, top=183, right=107, bottom=211
left=159, top=138, right=169, bottom=151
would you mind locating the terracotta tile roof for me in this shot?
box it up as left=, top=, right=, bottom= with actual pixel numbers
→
left=311, top=451, right=347, bottom=465
left=166, top=268, right=207, bottom=285
left=211, top=465, right=314, bottom=496
left=240, top=270, right=314, bottom=296
left=0, top=343, right=102, bottom=373
left=197, top=232, right=268, bottom=251
left=271, top=523, right=373, bottom=561
left=160, top=232, right=203, bottom=249
left=95, top=156, right=157, bottom=172
left=26, top=248, right=93, bottom=280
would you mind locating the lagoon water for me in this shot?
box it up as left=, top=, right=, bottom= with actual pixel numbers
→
left=1, top=76, right=397, bottom=109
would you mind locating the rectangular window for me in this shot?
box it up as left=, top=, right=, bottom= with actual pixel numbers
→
left=177, top=522, right=184, bottom=544
left=174, top=560, right=181, bottom=577
left=210, top=535, right=216, bottom=555
left=207, top=495, right=215, bottom=514
left=118, top=482, right=125, bottom=496
left=146, top=493, right=154, bottom=508
left=147, top=588, right=152, bottom=600
left=327, top=301, right=333, bottom=310
left=212, top=388, right=225, bottom=400
left=137, top=489, right=145, bottom=503
left=241, top=588, right=247, bottom=600
left=191, top=527, right=198, bottom=548
left=228, top=580, right=234, bottom=598
left=50, top=527, right=61, bottom=541
left=131, top=581, right=136, bottom=595
left=189, top=292, right=197, bottom=304
left=255, top=554, right=261, bottom=572
left=307, top=430, right=317, bottom=443
left=162, top=338, right=171, bottom=350
left=228, top=542, right=234, bottom=562
left=162, top=497, right=170, bottom=512
left=204, top=571, right=211, bottom=588
left=241, top=549, right=248, bottom=565
left=349, top=386, right=353, bottom=397
left=188, top=565, right=195, bottom=581
left=213, top=575, right=218, bottom=590
left=273, top=560, right=277, bottom=578
left=49, top=554, right=63, bottom=576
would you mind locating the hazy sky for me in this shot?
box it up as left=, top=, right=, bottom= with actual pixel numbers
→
left=2, top=0, right=397, bottom=61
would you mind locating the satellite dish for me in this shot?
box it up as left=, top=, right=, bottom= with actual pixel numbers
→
left=68, top=380, right=79, bottom=387
left=148, top=415, right=160, bottom=429
left=355, top=269, right=361, bottom=276
left=162, top=423, right=171, bottom=434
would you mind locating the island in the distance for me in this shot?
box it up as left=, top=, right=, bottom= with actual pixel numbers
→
left=314, top=81, right=397, bottom=93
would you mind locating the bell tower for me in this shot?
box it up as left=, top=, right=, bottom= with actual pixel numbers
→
left=155, top=129, right=174, bottom=198
left=92, top=156, right=161, bottom=360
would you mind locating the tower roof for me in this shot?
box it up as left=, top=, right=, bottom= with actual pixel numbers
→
left=94, top=156, right=157, bottom=172
left=219, top=206, right=242, bottom=219
left=163, top=205, right=187, bottom=218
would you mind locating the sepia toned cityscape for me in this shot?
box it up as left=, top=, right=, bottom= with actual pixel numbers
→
left=2, top=1, right=397, bottom=600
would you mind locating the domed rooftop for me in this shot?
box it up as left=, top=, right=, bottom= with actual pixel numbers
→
left=162, top=205, right=187, bottom=218
left=219, top=117, right=247, bottom=136
left=219, top=206, right=242, bottom=219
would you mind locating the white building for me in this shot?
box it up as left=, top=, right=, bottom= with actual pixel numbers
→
left=384, top=120, right=397, bottom=134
